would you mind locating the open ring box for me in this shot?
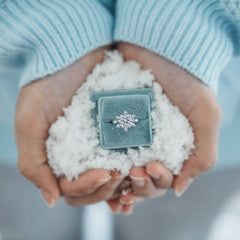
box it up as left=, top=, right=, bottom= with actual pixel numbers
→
left=91, top=88, right=154, bottom=150
left=46, top=51, right=195, bottom=180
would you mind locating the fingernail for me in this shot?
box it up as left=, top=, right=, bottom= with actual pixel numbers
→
left=119, top=199, right=135, bottom=205
left=109, top=206, right=121, bottom=215
left=130, top=175, right=145, bottom=187
left=175, top=177, right=194, bottom=197
left=146, top=170, right=160, bottom=180
left=40, top=189, right=56, bottom=208
left=111, top=209, right=121, bottom=215
left=95, top=176, right=112, bottom=187
left=123, top=209, right=133, bottom=215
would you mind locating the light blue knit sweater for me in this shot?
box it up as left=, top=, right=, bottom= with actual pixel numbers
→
left=0, top=0, right=240, bottom=93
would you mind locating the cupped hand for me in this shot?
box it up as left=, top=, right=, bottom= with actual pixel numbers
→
left=107, top=42, right=222, bottom=213
left=15, top=46, right=124, bottom=207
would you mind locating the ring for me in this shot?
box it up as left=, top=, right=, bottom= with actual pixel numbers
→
left=112, top=110, right=139, bottom=132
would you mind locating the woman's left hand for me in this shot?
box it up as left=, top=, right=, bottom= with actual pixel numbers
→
left=107, top=41, right=222, bottom=215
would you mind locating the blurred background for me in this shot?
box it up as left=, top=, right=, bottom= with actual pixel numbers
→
left=0, top=57, right=240, bottom=240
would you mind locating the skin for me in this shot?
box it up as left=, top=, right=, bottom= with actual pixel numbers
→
left=107, top=42, right=222, bottom=213
left=15, top=42, right=222, bottom=215
left=15, top=46, right=125, bottom=207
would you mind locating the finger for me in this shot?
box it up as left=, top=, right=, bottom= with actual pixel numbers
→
left=173, top=126, right=220, bottom=197
left=15, top=106, right=61, bottom=207
left=59, top=169, right=111, bottom=197
left=106, top=199, right=123, bottom=214
left=18, top=161, right=59, bottom=208
left=136, top=197, right=145, bottom=203
left=118, top=179, right=131, bottom=190
left=146, top=161, right=173, bottom=188
left=18, top=157, right=60, bottom=208
left=109, top=177, right=131, bottom=199
left=120, top=191, right=137, bottom=205
left=64, top=172, right=124, bottom=206
left=129, top=167, right=157, bottom=197
left=110, top=189, right=122, bottom=200
left=122, top=204, right=134, bottom=215
left=16, top=134, right=60, bottom=207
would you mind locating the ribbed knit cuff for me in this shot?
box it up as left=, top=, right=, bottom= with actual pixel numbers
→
left=114, top=0, right=234, bottom=93
left=0, top=0, right=113, bottom=88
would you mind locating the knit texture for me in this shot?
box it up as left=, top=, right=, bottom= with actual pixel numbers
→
left=1, top=0, right=240, bottom=92
left=114, top=0, right=240, bottom=93
left=0, top=0, right=113, bottom=88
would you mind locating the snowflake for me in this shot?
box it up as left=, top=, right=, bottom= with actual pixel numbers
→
left=113, top=110, right=139, bottom=132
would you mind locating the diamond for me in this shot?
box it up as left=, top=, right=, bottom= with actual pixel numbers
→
left=113, top=111, right=139, bottom=132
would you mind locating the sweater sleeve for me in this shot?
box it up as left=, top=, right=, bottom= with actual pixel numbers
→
left=114, top=0, right=240, bottom=94
left=0, top=0, right=113, bottom=89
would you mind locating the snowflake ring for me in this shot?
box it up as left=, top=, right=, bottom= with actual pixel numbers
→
left=112, top=110, right=139, bottom=132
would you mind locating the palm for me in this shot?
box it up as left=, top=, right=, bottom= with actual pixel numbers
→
left=117, top=42, right=222, bottom=193
left=15, top=47, right=119, bottom=207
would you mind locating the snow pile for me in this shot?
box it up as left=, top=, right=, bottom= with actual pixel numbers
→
left=46, top=51, right=195, bottom=181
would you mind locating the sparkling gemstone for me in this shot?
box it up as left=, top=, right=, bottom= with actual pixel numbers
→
left=113, top=110, right=139, bottom=132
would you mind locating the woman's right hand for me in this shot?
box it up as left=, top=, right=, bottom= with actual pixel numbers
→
left=15, top=45, right=125, bottom=207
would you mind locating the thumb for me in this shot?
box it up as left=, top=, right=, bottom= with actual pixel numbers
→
left=172, top=158, right=197, bottom=197
left=173, top=127, right=219, bottom=197
left=18, top=157, right=60, bottom=207
left=35, top=164, right=60, bottom=207
left=15, top=118, right=60, bottom=207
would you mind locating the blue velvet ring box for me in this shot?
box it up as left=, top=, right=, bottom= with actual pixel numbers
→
left=91, top=89, right=154, bottom=150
